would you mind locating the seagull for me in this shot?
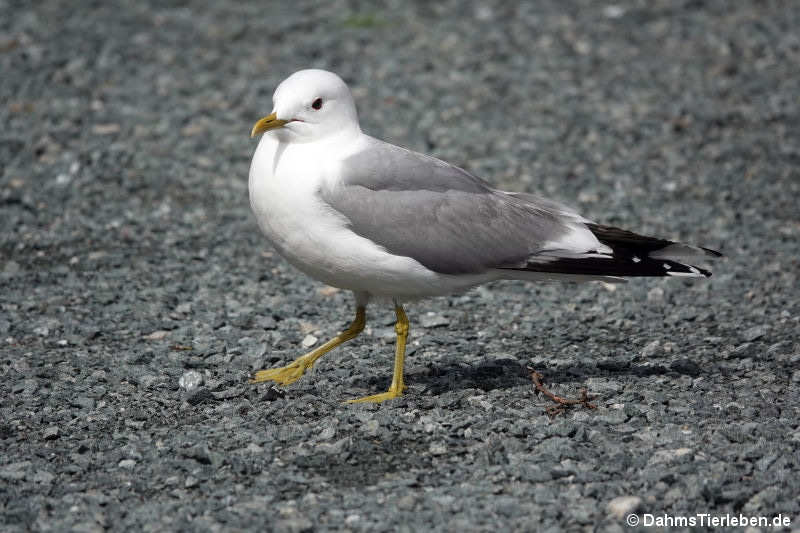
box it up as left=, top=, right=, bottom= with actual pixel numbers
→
left=247, top=69, right=720, bottom=403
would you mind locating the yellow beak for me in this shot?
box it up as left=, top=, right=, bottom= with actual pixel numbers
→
left=250, top=112, right=288, bottom=138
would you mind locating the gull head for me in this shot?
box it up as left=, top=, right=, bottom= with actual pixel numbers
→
left=250, top=69, right=360, bottom=143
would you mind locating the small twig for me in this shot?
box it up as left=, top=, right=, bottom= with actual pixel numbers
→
left=527, top=367, right=596, bottom=417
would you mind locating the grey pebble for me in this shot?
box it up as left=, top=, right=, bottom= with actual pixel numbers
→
left=32, top=470, right=55, bottom=484
left=641, top=340, right=660, bottom=358
left=669, top=358, right=702, bottom=377
left=118, top=459, right=136, bottom=469
left=647, top=448, right=693, bottom=465
left=260, top=387, right=285, bottom=401
left=742, top=324, right=769, bottom=342
left=420, top=313, right=450, bottom=328
left=186, top=387, right=214, bottom=406
left=593, top=408, right=628, bottom=425
left=70, top=396, right=95, bottom=410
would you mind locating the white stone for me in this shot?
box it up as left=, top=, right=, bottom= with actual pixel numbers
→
left=607, top=496, right=641, bottom=519
left=641, top=340, right=661, bottom=358
left=301, top=334, right=318, bottom=348
left=178, top=370, right=204, bottom=391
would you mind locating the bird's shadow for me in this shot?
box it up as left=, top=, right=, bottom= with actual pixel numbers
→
left=352, top=356, right=689, bottom=397
left=347, top=358, right=525, bottom=395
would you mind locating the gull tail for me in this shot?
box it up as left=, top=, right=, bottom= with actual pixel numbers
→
left=503, top=223, right=721, bottom=279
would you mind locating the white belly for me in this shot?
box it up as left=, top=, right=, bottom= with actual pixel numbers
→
left=248, top=136, right=489, bottom=297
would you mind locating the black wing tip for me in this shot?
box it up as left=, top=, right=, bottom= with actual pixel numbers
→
left=512, top=256, right=713, bottom=278
left=509, top=224, right=720, bottom=279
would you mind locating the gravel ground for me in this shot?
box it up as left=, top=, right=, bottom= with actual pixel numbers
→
left=2, top=1, right=799, bottom=531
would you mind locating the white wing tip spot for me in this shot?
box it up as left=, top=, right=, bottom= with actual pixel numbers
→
left=665, top=265, right=702, bottom=277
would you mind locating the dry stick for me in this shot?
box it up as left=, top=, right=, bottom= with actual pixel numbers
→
left=527, top=367, right=597, bottom=417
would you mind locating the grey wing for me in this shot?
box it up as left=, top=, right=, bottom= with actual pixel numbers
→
left=320, top=139, right=577, bottom=275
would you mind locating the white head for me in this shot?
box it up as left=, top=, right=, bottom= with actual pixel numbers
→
left=250, top=69, right=361, bottom=143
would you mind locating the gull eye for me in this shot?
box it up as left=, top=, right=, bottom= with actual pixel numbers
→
left=311, top=98, right=323, bottom=110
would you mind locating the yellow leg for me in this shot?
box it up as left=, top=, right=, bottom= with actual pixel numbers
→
left=348, top=304, right=409, bottom=403
left=250, top=306, right=366, bottom=386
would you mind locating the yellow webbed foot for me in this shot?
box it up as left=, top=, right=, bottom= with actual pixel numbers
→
left=346, top=385, right=406, bottom=404
left=249, top=306, right=367, bottom=388
left=250, top=360, right=311, bottom=386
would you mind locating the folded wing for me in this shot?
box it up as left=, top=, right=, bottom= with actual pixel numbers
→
left=321, top=138, right=719, bottom=279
